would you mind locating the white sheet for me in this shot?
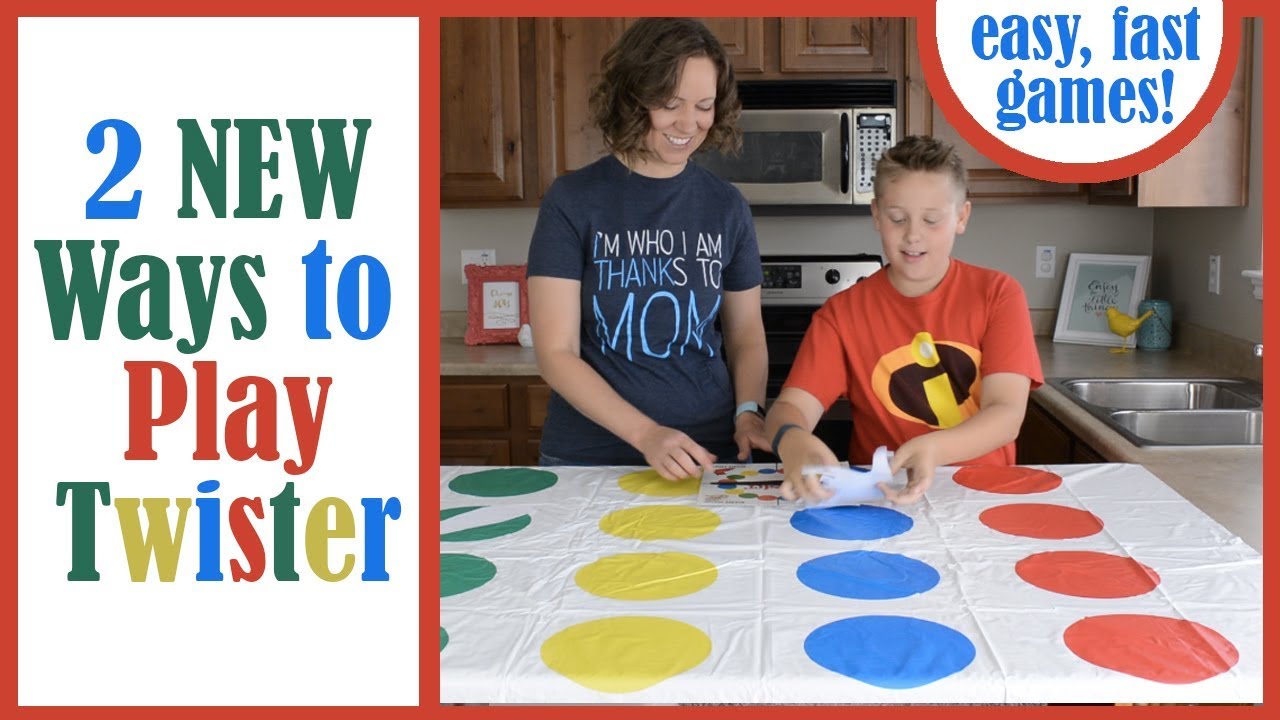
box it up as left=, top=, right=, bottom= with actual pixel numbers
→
left=439, top=463, right=1262, bottom=704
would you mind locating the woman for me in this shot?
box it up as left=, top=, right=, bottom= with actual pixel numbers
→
left=527, top=17, right=769, bottom=480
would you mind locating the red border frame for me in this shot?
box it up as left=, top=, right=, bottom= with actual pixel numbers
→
left=4, top=2, right=1274, bottom=718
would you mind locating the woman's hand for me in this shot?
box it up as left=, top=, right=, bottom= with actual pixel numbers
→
left=636, top=424, right=717, bottom=481
left=733, top=412, right=771, bottom=461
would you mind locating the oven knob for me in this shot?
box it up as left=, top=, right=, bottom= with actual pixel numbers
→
left=825, top=269, right=841, bottom=285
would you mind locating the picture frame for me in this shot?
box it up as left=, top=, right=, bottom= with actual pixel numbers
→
left=464, top=264, right=529, bottom=345
left=1053, top=253, right=1152, bottom=347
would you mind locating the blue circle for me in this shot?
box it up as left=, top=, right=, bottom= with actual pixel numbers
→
left=758, top=468, right=777, bottom=474
left=805, top=616, right=975, bottom=689
left=717, top=482, right=737, bottom=489
left=790, top=505, right=913, bottom=540
left=798, top=551, right=939, bottom=600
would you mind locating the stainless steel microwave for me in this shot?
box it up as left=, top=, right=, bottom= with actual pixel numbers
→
left=692, top=80, right=897, bottom=214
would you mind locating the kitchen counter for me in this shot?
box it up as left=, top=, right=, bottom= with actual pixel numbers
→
left=441, top=337, right=540, bottom=375
left=439, top=336, right=1263, bottom=552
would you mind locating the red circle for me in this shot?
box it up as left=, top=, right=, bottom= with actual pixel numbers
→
left=1016, top=551, right=1159, bottom=598
left=954, top=466, right=1062, bottom=494
left=1065, top=615, right=1239, bottom=684
left=756, top=494, right=778, bottom=501
left=980, top=504, right=1103, bottom=539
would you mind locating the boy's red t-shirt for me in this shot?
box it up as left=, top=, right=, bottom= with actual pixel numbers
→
left=783, top=259, right=1044, bottom=465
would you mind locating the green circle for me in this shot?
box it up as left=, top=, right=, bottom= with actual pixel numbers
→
left=739, top=493, right=757, bottom=499
left=449, top=468, right=557, bottom=497
left=441, top=553, right=497, bottom=597
left=441, top=626, right=449, bottom=651
left=727, top=475, right=745, bottom=480
left=441, top=506, right=532, bottom=541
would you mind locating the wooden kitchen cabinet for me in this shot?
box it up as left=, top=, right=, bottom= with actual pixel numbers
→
left=440, top=18, right=529, bottom=204
left=1087, top=19, right=1254, bottom=207
left=779, top=18, right=896, bottom=74
left=903, top=19, right=1087, bottom=202
left=533, top=18, right=627, bottom=200
left=1016, top=398, right=1104, bottom=465
left=441, top=376, right=550, bottom=466
left=701, top=18, right=766, bottom=73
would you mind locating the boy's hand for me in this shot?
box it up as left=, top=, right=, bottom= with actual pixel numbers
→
left=881, top=436, right=937, bottom=504
left=733, top=412, right=771, bottom=461
left=776, top=430, right=840, bottom=503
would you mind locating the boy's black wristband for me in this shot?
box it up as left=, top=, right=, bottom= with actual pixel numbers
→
left=771, top=423, right=803, bottom=455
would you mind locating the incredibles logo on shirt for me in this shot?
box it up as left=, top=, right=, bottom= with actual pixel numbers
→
left=871, top=332, right=982, bottom=429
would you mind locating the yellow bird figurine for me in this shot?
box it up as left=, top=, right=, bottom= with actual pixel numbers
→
left=1105, top=306, right=1155, bottom=353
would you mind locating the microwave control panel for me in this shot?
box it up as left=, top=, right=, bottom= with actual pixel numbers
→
left=853, top=108, right=896, bottom=204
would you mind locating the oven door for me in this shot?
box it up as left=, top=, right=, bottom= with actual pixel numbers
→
left=692, top=109, right=851, bottom=205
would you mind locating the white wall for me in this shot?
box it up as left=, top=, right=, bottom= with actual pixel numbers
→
left=439, top=204, right=1153, bottom=311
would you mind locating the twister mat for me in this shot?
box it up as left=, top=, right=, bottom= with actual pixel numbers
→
left=439, top=463, right=1261, bottom=704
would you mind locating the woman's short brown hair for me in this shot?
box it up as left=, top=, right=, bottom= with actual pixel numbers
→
left=589, top=18, right=742, bottom=166
left=873, top=135, right=969, bottom=203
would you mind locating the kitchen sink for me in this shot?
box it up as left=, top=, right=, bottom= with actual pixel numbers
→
left=1046, top=377, right=1264, bottom=447
left=1109, top=409, right=1263, bottom=446
left=1053, top=378, right=1262, bottom=410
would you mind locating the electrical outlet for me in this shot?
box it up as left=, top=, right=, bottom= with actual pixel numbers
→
left=1208, top=254, right=1221, bottom=295
left=1035, top=245, right=1056, bottom=279
left=461, top=249, right=496, bottom=284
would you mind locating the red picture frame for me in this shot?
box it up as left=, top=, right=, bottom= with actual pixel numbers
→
left=464, top=263, right=529, bottom=345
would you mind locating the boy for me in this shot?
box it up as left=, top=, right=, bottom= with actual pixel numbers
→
left=763, top=135, right=1044, bottom=504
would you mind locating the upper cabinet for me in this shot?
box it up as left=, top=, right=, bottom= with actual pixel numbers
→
left=440, top=18, right=526, bottom=204
left=700, top=18, right=766, bottom=74
left=777, top=18, right=895, bottom=74
left=533, top=18, right=626, bottom=202
left=1090, top=18, right=1254, bottom=207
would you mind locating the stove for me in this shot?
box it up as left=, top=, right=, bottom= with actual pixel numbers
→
left=754, top=253, right=882, bottom=462
left=760, top=253, right=883, bottom=399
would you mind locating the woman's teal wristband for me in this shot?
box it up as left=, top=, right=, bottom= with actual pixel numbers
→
left=771, top=423, right=803, bottom=455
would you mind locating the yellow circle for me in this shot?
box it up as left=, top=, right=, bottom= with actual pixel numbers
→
left=541, top=616, right=711, bottom=693
left=618, top=469, right=700, bottom=496
left=575, top=552, right=718, bottom=600
left=725, top=488, right=743, bottom=494
left=599, top=506, right=721, bottom=541
left=741, top=469, right=758, bottom=476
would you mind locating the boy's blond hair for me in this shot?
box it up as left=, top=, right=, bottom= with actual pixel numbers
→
left=873, top=135, right=968, bottom=203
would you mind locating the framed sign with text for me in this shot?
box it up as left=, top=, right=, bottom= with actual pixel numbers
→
left=1053, top=253, right=1152, bottom=346
left=465, top=263, right=529, bottom=345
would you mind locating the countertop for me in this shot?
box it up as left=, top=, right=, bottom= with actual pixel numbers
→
left=440, top=336, right=1263, bottom=552
left=441, top=337, right=540, bottom=376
